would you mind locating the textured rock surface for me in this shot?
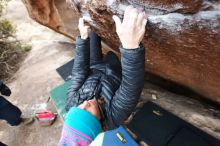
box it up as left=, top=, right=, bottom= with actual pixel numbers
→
left=23, top=0, right=79, bottom=39
left=22, top=0, right=220, bottom=104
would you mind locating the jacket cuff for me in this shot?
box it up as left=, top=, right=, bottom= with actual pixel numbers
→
left=120, top=43, right=145, bottom=54
left=76, top=36, right=90, bottom=45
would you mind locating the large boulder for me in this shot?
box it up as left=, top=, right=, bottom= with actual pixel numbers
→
left=23, top=0, right=220, bottom=104
left=22, top=0, right=79, bottom=39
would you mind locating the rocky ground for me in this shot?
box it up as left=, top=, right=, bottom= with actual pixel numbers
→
left=0, top=0, right=73, bottom=145
left=0, top=0, right=219, bottom=146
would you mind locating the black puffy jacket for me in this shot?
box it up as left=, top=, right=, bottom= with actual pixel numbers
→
left=66, top=36, right=145, bottom=129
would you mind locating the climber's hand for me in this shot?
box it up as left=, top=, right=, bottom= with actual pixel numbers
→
left=78, top=17, right=90, bottom=40
left=113, top=5, right=147, bottom=49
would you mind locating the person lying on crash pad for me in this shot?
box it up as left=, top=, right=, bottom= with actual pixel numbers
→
left=59, top=5, right=147, bottom=146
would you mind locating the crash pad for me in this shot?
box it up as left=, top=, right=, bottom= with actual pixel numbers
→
left=50, top=80, right=71, bottom=119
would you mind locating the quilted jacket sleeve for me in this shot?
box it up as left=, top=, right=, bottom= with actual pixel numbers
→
left=67, top=36, right=90, bottom=95
left=108, top=44, right=145, bottom=129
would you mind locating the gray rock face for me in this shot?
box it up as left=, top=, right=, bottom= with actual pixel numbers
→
left=23, top=0, right=220, bottom=104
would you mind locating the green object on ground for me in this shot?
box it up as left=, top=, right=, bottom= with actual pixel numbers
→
left=50, top=80, right=71, bottom=120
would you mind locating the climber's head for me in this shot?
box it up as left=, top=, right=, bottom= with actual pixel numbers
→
left=59, top=105, right=102, bottom=145
left=78, top=99, right=101, bottom=120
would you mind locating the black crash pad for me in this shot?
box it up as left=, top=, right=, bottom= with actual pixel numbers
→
left=56, top=59, right=74, bottom=81
left=128, top=101, right=220, bottom=146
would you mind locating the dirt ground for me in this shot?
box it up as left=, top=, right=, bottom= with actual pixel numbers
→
left=0, top=0, right=219, bottom=146
left=0, top=0, right=73, bottom=145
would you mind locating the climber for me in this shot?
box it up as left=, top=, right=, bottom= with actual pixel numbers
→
left=59, top=5, right=147, bottom=145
